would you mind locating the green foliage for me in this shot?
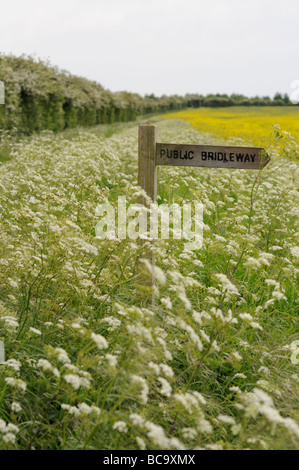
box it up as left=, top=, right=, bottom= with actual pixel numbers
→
left=0, top=55, right=187, bottom=134
left=1, top=54, right=296, bottom=136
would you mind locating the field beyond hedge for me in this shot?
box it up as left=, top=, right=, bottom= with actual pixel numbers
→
left=0, top=112, right=298, bottom=450
left=163, top=107, right=299, bottom=147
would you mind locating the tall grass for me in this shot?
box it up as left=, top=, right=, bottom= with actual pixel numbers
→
left=0, top=118, right=298, bottom=450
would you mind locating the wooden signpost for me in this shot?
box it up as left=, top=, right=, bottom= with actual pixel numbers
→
left=156, top=143, right=270, bottom=170
left=138, top=121, right=270, bottom=201
left=137, top=121, right=270, bottom=302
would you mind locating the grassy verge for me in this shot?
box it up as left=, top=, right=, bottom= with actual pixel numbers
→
left=0, top=117, right=298, bottom=450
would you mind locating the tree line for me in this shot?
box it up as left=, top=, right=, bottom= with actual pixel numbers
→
left=0, top=54, right=295, bottom=134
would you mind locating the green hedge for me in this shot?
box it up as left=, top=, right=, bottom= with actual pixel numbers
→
left=0, top=55, right=186, bottom=134
left=0, top=54, right=295, bottom=135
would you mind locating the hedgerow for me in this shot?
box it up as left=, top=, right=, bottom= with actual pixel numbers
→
left=0, top=55, right=187, bottom=134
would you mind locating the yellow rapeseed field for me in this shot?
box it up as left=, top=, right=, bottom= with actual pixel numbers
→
left=162, top=106, right=299, bottom=147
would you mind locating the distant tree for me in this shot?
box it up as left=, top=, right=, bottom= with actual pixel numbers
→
left=282, top=93, right=291, bottom=104
left=230, top=93, right=247, bottom=102
left=274, top=92, right=283, bottom=101
left=238, top=99, right=251, bottom=106
left=272, top=93, right=285, bottom=106
left=145, top=93, right=157, bottom=100
left=203, top=97, right=231, bottom=107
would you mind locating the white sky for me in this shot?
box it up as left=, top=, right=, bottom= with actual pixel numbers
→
left=1, top=0, right=298, bottom=97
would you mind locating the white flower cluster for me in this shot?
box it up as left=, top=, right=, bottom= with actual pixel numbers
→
left=129, top=414, right=185, bottom=450
left=90, top=332, right=109, bottom=350
left=63, top=373, right=91, bottom=390
left=4, top=359, right=21, bottom=372
left=131, top=375, right=149, bottom=404
left=217, top=415, right=241, bottom=435
left=46, top=346, right=71, bottom=365
left=174, top=391, right=207, bottom=413
left=215, top=273, right=240, bottom=297
left=238, top=388, right=299, bottom=438
left=176, top=318, right=203, bottom=352
left=11, top=402, right=22, bottom=413
left=0, top=302, right=19, bottom=333
left=0, top=419, right=19, bottom=445
left=61, top=402, right=101, bottom=417
left=5, top=377, right=27, bottom=392
left=113, top=421, right=128, bottom=433
left=37, top=359, right=60, bottom=378
left=239, top=313, right=263, bottom=331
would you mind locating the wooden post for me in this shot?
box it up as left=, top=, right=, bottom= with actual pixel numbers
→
left=138, top=121, right=157, bottom=204
left=136, top=121, right=157, bottom=304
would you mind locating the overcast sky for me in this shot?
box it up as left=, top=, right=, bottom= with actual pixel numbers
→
left=1, top=0, right=298, bottom=97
